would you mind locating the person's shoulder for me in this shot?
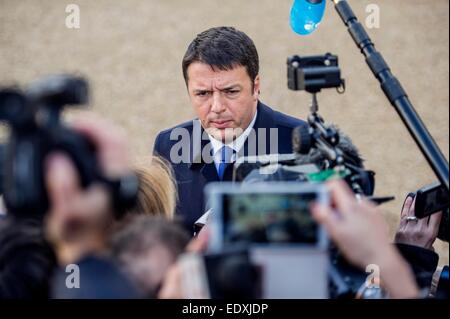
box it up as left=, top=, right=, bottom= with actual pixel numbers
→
left=154, top=120, right=196, bottom=155
left=274, top=109, right=306, bottom=129
left=259, top=102, right=306, bottom=129
left=156, top=120, right=195, bottom=139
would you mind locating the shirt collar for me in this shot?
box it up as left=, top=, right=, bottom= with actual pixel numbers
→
left=207, top=109, right=258, bottom=156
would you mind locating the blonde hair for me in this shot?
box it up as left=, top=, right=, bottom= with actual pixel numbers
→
left=128, top=156, right=177, bottom=219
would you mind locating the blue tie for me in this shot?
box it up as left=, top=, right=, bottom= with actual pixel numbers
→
left=217, top=146, right=234, bottom=180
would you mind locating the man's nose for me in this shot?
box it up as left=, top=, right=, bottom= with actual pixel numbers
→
left=211, top=92, right=226, bottom=113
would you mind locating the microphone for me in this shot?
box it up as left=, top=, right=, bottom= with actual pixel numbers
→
left=292, top=123, right=364, bottom=169
left=292, top=124, right=379, bottom=198
left=290, top=0, right=326, bottom=35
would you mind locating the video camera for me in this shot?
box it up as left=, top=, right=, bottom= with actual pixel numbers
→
left=0, top=74, right=138, bottom=219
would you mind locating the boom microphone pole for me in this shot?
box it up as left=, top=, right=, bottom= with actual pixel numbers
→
left=330, top=0, right=449, bottom=191
left=290, top=0, right=449, bottom=190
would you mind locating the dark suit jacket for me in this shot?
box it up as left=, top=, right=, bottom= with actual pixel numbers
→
left=51, top=255, right=140, bottom=299
left=153, top=101, right=307, bottom=232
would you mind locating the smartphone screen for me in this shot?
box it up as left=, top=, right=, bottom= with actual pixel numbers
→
left=222, top=192, right=319, bottom=245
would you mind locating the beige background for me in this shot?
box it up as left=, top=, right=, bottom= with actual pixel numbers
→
left=1, top=0, right=448, bottom=265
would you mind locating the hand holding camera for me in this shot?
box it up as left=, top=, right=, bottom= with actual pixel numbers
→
left=395, top=195, right=443, bottom=251
left=0, top=75, right=139, bottom=265
left=45, top=114, right=133, bottom=265
left=0, top=75, right=139, bottom=221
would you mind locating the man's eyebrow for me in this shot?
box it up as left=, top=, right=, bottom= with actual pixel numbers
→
left=220, top=84, right=242, bottom=91
left=192, top=85, right=242, bottom=93
left=193, top=88, right=211, bottom=93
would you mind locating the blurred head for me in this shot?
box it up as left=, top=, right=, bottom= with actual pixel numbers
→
left=126, top=156, right=177, bottom=219
left=110, top=216, right=190, bottom=298
left=182, top=26, right=260, bottom=143
left=0, top=218, right=57, bottom=298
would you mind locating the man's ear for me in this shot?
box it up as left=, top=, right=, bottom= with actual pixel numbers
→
left=253, top=75, right=261, bottom=100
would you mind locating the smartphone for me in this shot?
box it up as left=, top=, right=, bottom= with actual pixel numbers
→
left=415, top=182, right=449, bottom=219
left=206, top=182, right=328, bottom=251
left=205, top=182, right=329, bottom=298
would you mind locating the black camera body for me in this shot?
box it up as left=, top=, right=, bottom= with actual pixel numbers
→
left=287, top=53, right=344, bottom=93
left=0, top=75, right=103, bottom=218
left=414, top=182, right=449, bottom=242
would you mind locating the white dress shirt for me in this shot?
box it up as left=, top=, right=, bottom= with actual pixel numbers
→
left=207, top=109, right=258, bottom=172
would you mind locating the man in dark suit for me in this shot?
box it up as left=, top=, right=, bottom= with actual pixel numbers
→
left=154, top=26, right=307, bottom=232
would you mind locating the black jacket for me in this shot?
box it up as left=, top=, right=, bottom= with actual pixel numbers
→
left=396, top=243, right=440, bottom=289
left=154, top=101, right=307, bottom=232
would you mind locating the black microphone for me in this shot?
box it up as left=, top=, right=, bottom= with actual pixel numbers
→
left=292, top=124, right=381, bottom=198
left=292, top=123, right=364, bottom=169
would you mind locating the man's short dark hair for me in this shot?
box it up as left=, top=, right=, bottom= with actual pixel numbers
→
left=182, top=26, right=259, bottom=85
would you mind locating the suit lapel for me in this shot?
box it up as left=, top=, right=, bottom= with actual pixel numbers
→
left=188, top=120, right=219, bottom=182
left=238, top=101, right=277, bottom=158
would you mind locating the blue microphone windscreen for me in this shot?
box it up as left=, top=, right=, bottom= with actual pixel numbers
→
left=290, top=0, right=326, bottom=36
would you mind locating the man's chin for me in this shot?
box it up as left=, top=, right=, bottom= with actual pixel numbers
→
left=206, top=127, right=243, bottom=144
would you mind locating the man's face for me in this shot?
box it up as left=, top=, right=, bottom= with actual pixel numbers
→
left=186, top=62, right=260, bottom=143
